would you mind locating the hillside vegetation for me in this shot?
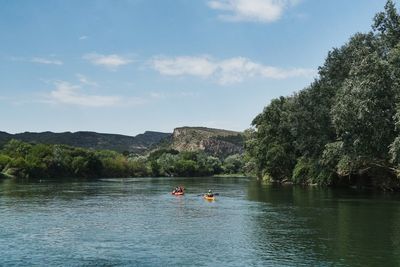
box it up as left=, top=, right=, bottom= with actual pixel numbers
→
left=0, top=139, right=245, bottom=180
left=0, top=131, right=170, bottom=153
left=0, top=127, right=244, bottom=158
left=0, top=127, right=247, bottom=180
left=246, top=0, right=400, bottom=190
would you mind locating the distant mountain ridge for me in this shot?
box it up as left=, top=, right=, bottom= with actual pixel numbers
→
left=0, top=130, right=171, bottom=153
left=0, top=127, right=244, bottom=157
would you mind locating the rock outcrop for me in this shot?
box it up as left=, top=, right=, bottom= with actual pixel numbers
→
left=170, top=127, right=244, bottom=157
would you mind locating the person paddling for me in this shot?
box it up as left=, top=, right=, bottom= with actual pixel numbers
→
left=172, top=186, right=184, bottom=194
left=206, top=189, right=214, bottom=197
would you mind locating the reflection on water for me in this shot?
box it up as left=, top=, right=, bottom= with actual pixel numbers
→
left=247, top=180, right=400, bottom=267
left=0, top=177, right=399, bottom=266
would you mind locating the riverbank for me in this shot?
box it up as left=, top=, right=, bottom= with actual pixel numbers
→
left=212, top=173, right=248, bottom=178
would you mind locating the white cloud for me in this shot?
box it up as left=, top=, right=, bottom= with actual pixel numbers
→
left=49, top=82, right=120, bottom=107
left=83, top=53, right=132, bottom=70
left=150, top=56, right=315, bottom=85
left=151, top=56, right=217, bottom=77
left=207, top=0, right=299, bottom=23
left=218, top=57, right=315, bottom=84
left=76, top=74, right=98, bottom=86
left=31, top=57, right=63, bottom=65
left=47, top=81, right=142, bottom=107
left=79, top=35, right=88, bottom=40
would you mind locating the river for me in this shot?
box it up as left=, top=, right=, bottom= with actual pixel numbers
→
left=1, top=177, right=399, bottom=266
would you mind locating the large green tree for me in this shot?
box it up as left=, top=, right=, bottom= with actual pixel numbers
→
left=248, top=0, right=400, bottom=189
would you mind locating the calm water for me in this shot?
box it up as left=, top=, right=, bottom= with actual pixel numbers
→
left=1, top=177, right=400, bottom=266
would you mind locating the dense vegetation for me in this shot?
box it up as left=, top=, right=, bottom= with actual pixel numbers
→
left=0, top=139, right=245, bottom=180
left=246, top=1, right=400, bottom=190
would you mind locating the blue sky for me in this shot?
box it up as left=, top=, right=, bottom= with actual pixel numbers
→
left=0, top=0, right=391, bottom=135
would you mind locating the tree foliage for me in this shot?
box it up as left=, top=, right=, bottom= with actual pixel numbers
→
left=247, top=1, right=400, bottom=190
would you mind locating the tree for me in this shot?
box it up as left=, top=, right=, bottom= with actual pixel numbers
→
left=128, top=156, right=150, bottom=177
left=329, top=51, right=396, bottom=177
left=2, top=139, right=32, bottom=158
left=175, top=160, right=197, bottom=176
left=0, top=154, right=11, bottom=171
left=223, top=154, right=244, bottom=174
left=251, top=97, right=297, bottom=180
left=157, top=153, right=177, bottom=176
left=373, top=0, right=400, bottom=50
left=247, top=1, right=400, bottom=189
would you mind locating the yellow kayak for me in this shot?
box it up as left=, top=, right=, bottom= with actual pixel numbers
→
left=203, top=195, right=215, bottom=201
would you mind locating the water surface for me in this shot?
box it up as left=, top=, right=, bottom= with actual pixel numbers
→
left=1, top=177, right=399, bottom=266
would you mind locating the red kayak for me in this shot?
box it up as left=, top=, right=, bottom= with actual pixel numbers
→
left=172, top=186, right=185, bottom=196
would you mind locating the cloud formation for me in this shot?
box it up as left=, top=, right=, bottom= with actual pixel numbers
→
left=83, top=53, right=132, bottom=70
left=49, top=82, right=120, bottom=107
left=31, top=57, right=63, bottom=65
left=76, top=74, right=98, bottom=86
left=207, top=0, right=299, bottom=23
left=151, top=56, right=217, bottom=77
left=150, top=56, right=315, bottom=84
left=47, top=81, right=142, bottom=107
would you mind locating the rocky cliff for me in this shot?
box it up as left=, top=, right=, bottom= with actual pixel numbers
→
left=170, top=127, right=244, bottom=157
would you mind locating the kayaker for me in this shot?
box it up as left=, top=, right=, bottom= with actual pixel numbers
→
left=173, top=186, right=183, bottom=193
left=207, top=189, right=213, bottom=197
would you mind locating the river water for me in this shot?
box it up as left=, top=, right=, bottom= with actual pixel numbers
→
left=1, top=177, right=399, bottom=266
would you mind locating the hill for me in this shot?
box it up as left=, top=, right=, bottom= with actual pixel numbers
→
left=0, top=127, right=245, bottom=157
left=0, top=131, right=171, bottom=153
